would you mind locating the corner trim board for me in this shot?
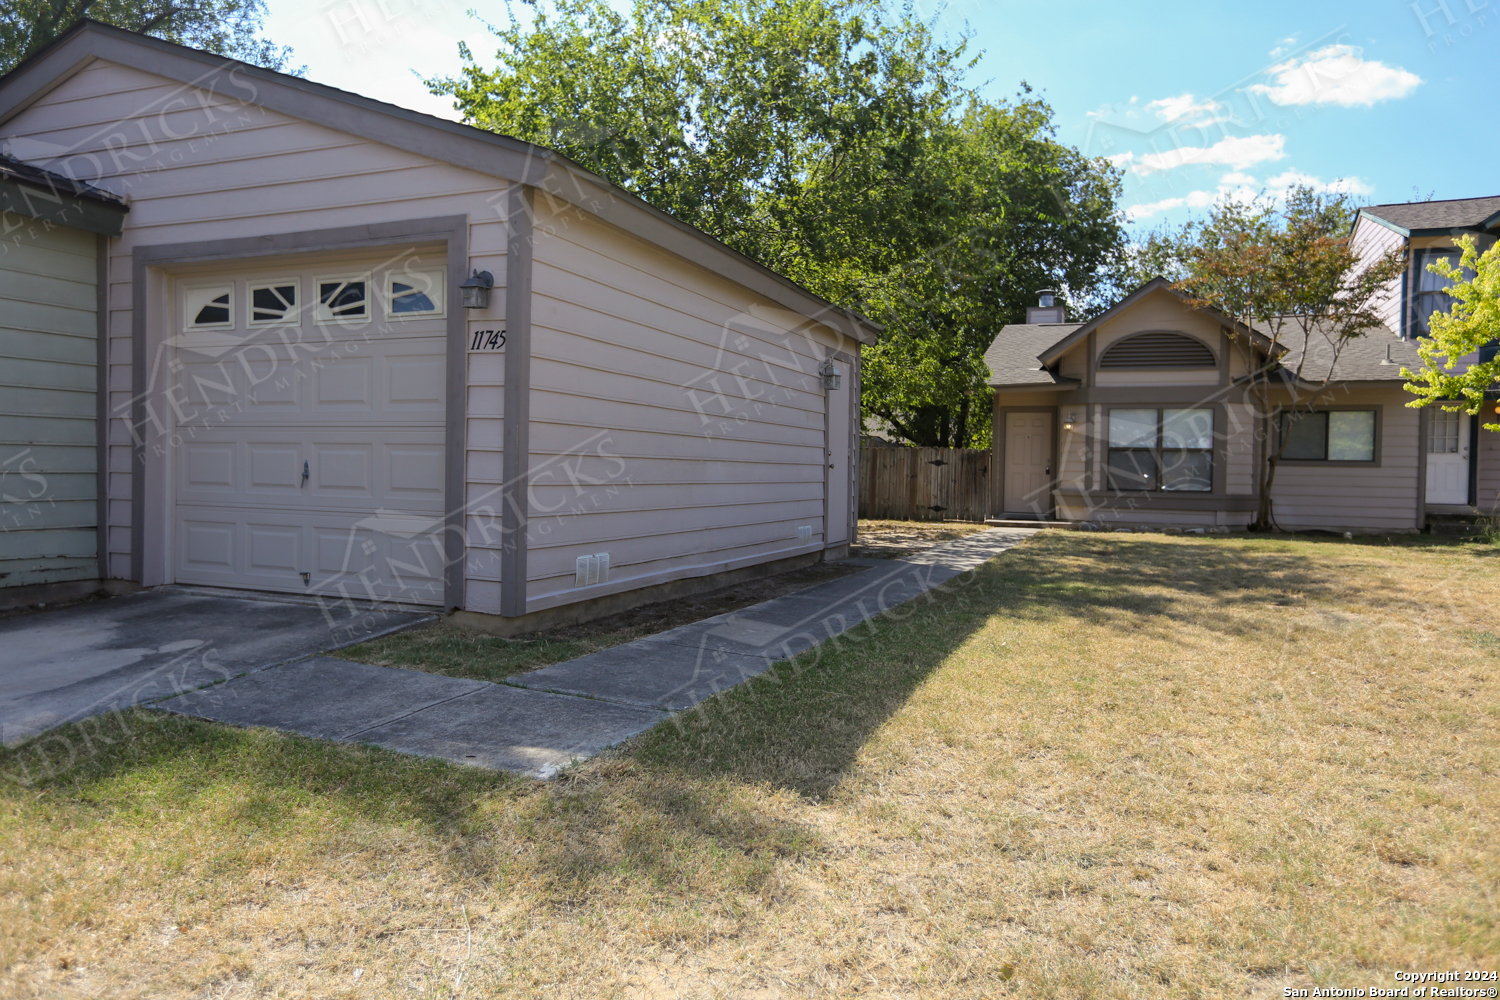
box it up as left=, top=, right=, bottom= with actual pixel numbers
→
left=95, top=232, right=109, bottom=581
left=500, top=186, right=534, bottom=617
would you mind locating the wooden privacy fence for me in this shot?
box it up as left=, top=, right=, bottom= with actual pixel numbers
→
left=859, top=445, right=990, bottom=522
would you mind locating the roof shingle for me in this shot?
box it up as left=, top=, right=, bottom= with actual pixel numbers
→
left=1360, top=195, right=1500, bottom=234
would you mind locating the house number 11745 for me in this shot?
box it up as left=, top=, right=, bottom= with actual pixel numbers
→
left=469, top=329, right=506, bottom=351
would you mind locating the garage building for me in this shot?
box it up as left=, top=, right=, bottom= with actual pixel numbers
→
left=0, top=21, right=874, bottom=630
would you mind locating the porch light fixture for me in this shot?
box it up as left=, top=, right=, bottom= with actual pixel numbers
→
left=1063, top=412, right=1077, bottom=431
left=819, top=358, right=842, bottom=390
left=459, top=269, right=494, bottom=309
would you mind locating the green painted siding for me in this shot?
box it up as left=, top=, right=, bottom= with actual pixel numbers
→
left=0, top=222, right=98, bottom=589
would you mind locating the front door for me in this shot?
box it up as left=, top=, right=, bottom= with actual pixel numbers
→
left=1003, top=412, right=1053, bottom=516
left=1427, top=408, right=1470, bottom=505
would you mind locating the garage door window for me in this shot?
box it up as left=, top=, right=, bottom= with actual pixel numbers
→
left=387, top=268, right=445, bottom=318
left=316, top=276, right=367, bottom=322
left=185, top=283, right=233, bottom=328
left=249, top=280, right=298, bottom=326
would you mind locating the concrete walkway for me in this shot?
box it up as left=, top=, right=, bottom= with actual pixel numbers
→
left=1, top=589, right=430, bottom=746
left=158, top=528, right=1036, bottom=778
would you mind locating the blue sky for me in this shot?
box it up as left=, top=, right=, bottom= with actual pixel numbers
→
left=263, top=0, right=1496, bottom=231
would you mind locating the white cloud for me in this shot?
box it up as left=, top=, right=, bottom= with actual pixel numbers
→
left=1246, top=44, right=1421, bottom=107
left=1124, top=169, right=1375, bottom=221
left=1146, top=93, right=1227, bottom=126
left=1131, top=134, right=1287, bottom=175
left=1262, top=170, right=1375, bottom=197
left=1269, top=36, right=1298, bottom=59
left=1106, top=151, right=1135, bottom=167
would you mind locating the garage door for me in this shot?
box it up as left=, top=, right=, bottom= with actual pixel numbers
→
left=169, top=250, right=448, bottom=605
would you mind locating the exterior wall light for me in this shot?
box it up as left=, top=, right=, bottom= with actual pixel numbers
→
left=460, top=269, right=494, bottom=309
left=1063, top=412, right=1077, bottom=431
left=819, top=358, right=842, bottom=390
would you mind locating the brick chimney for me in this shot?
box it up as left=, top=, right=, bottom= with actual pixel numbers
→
left=1026, top=289, right=1065, bottom=324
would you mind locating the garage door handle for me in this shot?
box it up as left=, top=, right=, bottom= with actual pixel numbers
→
left=301, top=460, right=309, bottom=487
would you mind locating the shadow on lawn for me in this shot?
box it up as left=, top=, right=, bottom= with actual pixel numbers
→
left=627, top=531, right=1481, bottom=797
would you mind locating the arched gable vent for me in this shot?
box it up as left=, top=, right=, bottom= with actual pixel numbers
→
left=1099, top=331, right=1216, bottom=370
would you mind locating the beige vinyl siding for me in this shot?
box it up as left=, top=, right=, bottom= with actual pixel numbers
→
left=1093, top=290, right=1224, bottom=352
left=1268, top=389, right=1420, bottom=531
left=0, top=222, right=97, bottom=588
left=1350, top=217, right=1406, bottom=334
left=1, top=60, right=509, bottom=580
left=1224, top=402, right=1257, bottom=495
left=1475, top=425, right=1500, bottom=513
left=523, top=200, right=836, bottom=612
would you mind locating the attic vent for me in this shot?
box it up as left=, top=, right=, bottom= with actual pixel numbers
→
left=1099, top=332, right=1216, bottom=370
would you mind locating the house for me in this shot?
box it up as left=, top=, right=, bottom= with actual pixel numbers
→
left=1, top=155, right=127, bottom=605
left=0, top=21, right=875, bottom=627
left=985, top=195, right=1500, bottom=531
left=1349, top=195, right=1500, bottom=514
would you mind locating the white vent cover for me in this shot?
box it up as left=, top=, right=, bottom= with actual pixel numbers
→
left=797, top=525, right=812, bottom=545
left=575, top=552, right=611, bottom=588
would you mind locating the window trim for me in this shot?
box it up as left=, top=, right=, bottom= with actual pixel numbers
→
left=1105, top=406, right=1217, bottom=494
left=246, top=277, right=301, bottom=328
left=1276, top=405, right=1383, bottom=468
left=182, top=280, right=234, bottom=331
left=384, top=267, right=447, bottom=320
left=313, top=272, right=371, bottom=324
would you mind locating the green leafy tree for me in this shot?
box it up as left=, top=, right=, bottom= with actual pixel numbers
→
left=1176, top=187, right=1407, bottom=529
left=1, top=0, right=299, bottom=74
left=1402, top=236, right=1500, bottom=428
left=432, top=0, right=1124, bottom=448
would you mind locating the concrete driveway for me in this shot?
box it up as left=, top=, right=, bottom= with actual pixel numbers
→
left=0, top=589, right=430, bottom=745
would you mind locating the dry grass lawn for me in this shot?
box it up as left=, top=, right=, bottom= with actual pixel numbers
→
left=2, top=531, right=1498, bottom=998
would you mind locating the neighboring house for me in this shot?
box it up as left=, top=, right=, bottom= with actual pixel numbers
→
left=984, top=194, right=1500, bottom=531
left=1, top=155, right=127, bottom=604
left=0, top=21, right=874, bottom=627
left=1350, top=195, right=1500, bottom=514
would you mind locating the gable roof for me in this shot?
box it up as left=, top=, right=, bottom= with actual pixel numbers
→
left=0, top=20, right=878, bottom=345
left=1, top=150, right=127, bottom=234
left=1034, top=277, right=1274, bottom=366
left=1357, top=195, right=1500, bottom=237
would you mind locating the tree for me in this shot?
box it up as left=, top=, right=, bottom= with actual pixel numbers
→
left=1, top=0, right=299, bottom=74
left=431, top=0, right=1124, bottom=448
left=1402, top=236, right=1500, bottom=429
left=1175, top=187, right=1406, bottom=529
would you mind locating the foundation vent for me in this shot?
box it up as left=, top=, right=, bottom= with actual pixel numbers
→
left=797, top=525, right=813, bottom=545
left=575, top=552, right=611, bottom=588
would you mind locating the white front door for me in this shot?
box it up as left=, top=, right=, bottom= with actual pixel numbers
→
left=1426, top=408, right=1470, bottom=505
left=1003, top=412, right=1053, bottom=516
left=169, top=252, right=448, bottom=604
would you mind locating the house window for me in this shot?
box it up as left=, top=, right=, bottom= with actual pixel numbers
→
left=1106, top=408, right=1214, bottom=492
left=1411, top=247, right=1474, bottom=338
left=316, top=276, right=368, bottom=322
left=249, top=280, right=298, bottom=326
left=184, top=283, right=233, bottom=329
left=1281, top=410, right=1377, bottom=462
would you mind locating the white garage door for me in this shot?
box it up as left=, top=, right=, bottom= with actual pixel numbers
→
left=169, top=251, right=448, bottom=605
